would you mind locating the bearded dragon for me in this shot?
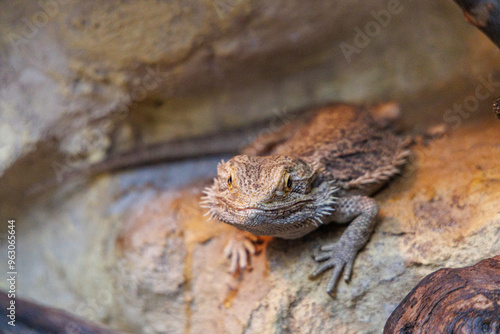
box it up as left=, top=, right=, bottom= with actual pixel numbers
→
left=201, top=102, right=410, bottom=295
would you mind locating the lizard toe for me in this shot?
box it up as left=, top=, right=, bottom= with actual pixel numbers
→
left=326, top=264, right=344, bottom=295
left=228, top=248, right=238, bottom=273
left=313, top=251, right=331, bottom=262
left=320, top=244, right=336, bottom=252
left=310, top=258, right=337, bottom=278
left=343, top=257, right=355, bottom=282
left=223, top=233, right=258, bottom=274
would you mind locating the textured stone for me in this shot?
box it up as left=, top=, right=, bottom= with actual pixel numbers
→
left=0, top=113, right=499, bottom=333
left=0, top=0, right=500, bottom=333
left=1, top=0, right=500, bottom=200
left=106, top=117, right=499, bottom=333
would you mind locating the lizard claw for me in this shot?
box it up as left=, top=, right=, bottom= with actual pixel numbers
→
left=223, top=234, right=258, bottom=273
left=310, top=242, right=357, bottom=295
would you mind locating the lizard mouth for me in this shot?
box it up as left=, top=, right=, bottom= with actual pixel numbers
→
left=216, top=196, right=314, bottom=213
left=219, top=210, right=321, bottom=239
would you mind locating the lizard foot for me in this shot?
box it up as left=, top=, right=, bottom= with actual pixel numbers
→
left=224, top=233, right=259, bottom=274
left=310, top=243, right=357, bottom=295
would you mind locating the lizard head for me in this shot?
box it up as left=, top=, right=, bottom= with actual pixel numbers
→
left=201, top=155, right=336, bottom=238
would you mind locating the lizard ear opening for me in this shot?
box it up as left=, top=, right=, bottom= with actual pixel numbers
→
left=287, top=175, right=293, bottom=189
left=283, top=171, right=293, bottom=192
left=228, top=175, right=233, bottom=188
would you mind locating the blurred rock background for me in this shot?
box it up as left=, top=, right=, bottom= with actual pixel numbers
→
left=0, top=0, right=499, bottom=333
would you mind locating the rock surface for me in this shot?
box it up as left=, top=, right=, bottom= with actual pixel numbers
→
left=1, top=0, right=500, bottom=200
left=112, top=118, right=500, bottom=333
left=0, top=1, right=500, bottom=333
left=1, top=116, right=498, bottom=333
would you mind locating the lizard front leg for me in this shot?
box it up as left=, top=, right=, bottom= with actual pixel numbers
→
left=310, top=196, right=379, bottom=295
left=224, top=230, right=261, bottom=273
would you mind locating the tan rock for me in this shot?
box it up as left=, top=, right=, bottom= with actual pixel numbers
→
left=0, top=1, right=499, bottom=333
left=113, top=118, right=500, bottom=333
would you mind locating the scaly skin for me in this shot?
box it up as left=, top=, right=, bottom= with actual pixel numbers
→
left=201, top=103, right=410, bottom=295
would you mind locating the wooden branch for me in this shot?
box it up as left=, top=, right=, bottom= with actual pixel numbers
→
left=452, top=0, right=500, bottom=47
left=0, top=291, right=126, bottom=333
left=384, top=256, right=500, bottom=333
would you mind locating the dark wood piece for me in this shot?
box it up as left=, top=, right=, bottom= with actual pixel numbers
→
left=384, top=256, right=500, bottom=334
left=0, top=291, right=125, bottom=333
left=452, top=0, right=500, bottom=47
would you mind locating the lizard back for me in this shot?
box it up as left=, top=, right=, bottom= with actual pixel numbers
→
left=269, top=104, right=410, bottom=192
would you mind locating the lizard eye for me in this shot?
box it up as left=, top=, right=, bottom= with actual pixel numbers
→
left=227, top=175, right=233, bottom=188
left=284, top=172, right=293, bottom=191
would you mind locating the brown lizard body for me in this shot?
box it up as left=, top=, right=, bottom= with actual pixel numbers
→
left=201, top=102, right=410, bottom=295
